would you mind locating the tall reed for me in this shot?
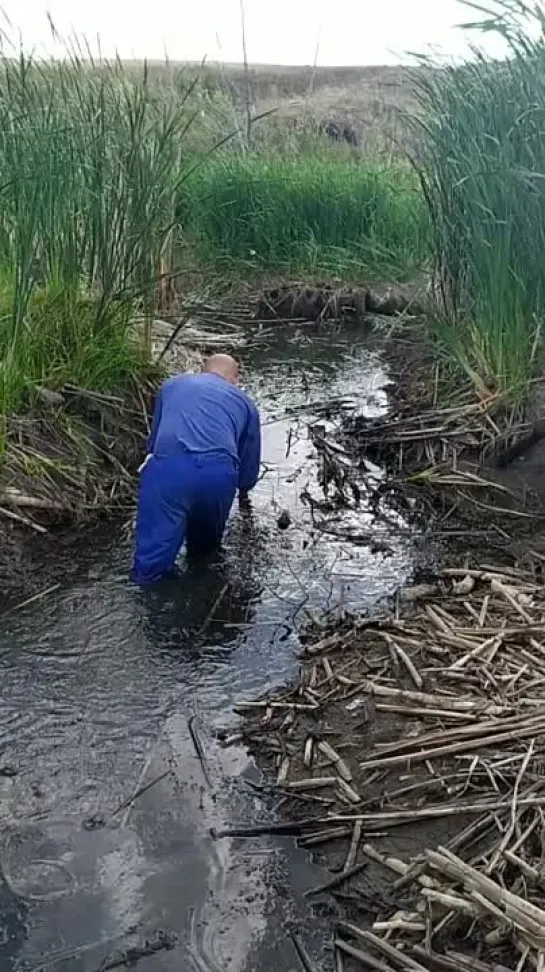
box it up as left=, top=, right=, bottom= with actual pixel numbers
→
left=0, top=52, right=202, bottom=415
left=412, top=1, right=545, bottom=398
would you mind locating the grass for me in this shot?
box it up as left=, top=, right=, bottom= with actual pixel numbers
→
left=0, top=50, right=204, bottom=429
left=178, top=154, right=429, bottom=281
left=0, top=47, right=426, bottom=443
left=412, top=0, right=545, bottom=400
left=0, top=285, right=146, bottom=414
left=0, top=46, right=427, bottom=443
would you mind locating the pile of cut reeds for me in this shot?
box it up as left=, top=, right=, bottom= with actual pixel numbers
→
left=0, top=381, right=155, bottom=532
left=229, top=562, right=545, bottom=971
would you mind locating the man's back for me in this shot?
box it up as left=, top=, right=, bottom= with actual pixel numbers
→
left=133, top=354, right=261, bottom=585
left=150, top=372, right=256, bottom=467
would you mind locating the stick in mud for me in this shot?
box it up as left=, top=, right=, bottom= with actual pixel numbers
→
left=195, top=582, right=230, bottom=639
left=1, top=583, right=60, bottom=616
left=187, top=715, right=212, bottom=788
left=304, top=860, right=368, bottom=899
left=344, top=819, right=363, bottom=871
left=83, top=771, right=172, bottom=830
left=338, top=923, right=428, bottom=972
left=290, top=932, right=321, bottom=972
left=94, top=930, right=177, bottom=971
left=335, top=939, right=394, bottom=972
left=297, top=826, right=353, bottom=848
left=109, top=770, right=172, bottom=821
left=211, top=819, right=318, bottom=839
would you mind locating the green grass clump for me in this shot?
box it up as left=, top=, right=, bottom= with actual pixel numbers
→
left=413, top=0, right=545, bottom=399
left=0, top=284, right=146, bottom=415
left=178, top=155, right=429, bottom=282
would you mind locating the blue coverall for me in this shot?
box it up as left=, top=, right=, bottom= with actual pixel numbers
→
left=131, top=373, right=261, bottom=586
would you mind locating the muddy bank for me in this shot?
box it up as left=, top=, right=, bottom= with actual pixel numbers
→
left=236, top=560, right=545, bottom=972
left=343, top=324, right=545, bottom=570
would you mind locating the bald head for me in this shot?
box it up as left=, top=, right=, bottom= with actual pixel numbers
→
left=204, top=353, right=239, bottom=385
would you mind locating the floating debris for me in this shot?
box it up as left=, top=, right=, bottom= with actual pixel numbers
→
left=94, top=929, right=177, bottom=970
left=277, top=509, right=292, bottom=530
left=0, top=765, right=18, bottom=778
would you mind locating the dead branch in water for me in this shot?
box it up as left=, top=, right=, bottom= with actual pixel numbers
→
left=187, top=715, right=212, bottom=788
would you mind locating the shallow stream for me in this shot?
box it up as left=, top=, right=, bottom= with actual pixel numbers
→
left=0, top=323, right=417, bottom=972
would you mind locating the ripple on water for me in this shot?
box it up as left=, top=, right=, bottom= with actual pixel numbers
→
left=2, top=824, right=78, bottom=901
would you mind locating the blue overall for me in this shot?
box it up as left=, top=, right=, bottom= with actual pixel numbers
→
left=132, top=373, right=261, bottom=586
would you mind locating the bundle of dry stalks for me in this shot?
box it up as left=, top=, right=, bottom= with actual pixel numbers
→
left=230, top=563, right=545, bottom=971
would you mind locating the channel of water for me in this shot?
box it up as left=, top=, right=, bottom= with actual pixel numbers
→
left=0, top=323, right=416, bottom=971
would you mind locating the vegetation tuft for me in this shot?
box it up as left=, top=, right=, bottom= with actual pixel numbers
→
left=178, top=155, right=429, bottom=282
left=412, top=0, right=545, bottom=399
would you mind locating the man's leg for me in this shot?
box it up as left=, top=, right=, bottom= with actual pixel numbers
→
left=186, top=459, right=238, bottom=558
left=131, top=455, right=190, bottom=585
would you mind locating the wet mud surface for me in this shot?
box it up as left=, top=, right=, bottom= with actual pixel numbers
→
left=0, top=323, right=419, bottom=972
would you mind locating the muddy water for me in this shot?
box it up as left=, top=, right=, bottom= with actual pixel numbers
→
left=0, top=324, right=416, bottom=972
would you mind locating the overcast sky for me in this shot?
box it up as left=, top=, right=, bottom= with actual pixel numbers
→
left=2, top=0, right=508, bottom=65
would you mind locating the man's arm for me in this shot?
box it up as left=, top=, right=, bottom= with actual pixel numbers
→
left=238, top=403, right=261, bottom=494
left=147, top=384, right=164, bottom=454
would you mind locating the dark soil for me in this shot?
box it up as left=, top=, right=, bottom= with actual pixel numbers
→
left=256, top=283, right=422, bottom=324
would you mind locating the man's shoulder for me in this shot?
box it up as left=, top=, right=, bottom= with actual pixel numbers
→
left=161, top=373, right=258, bottom=414
left=161, top=372, right=196, bottom=392
left=210, top=379, right=259, bottom=420
left=202, top=375, right=258, bottom=411
left=235, top=385, right=259, bottom=415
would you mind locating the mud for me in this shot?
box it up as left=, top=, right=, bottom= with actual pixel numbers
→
left=256, top=283, right=420, bottom=324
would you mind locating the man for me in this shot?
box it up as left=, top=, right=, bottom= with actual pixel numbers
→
left=132, top=353, right=261, bottom=586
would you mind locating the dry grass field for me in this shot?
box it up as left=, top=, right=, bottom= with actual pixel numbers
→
left=128, top=60, right=418, bottom=152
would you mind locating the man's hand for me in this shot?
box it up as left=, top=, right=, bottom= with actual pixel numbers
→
left=239, top=491, right=252, bottom=514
